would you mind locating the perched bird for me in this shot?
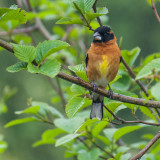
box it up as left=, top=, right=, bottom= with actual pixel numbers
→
left=86, top=26, right=121, bottom=120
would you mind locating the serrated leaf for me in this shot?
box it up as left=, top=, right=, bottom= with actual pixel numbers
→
left=151, top=82, right=160, bottom=101
left=7, top=62, right=28, bottom=73
left=12, top=44, right=36, bottom=62
left=73, top=0, right=96, bottom=13
left=78, top=148, right=100, bottom=160
left=68, top=64, right=89, bottom=82
left=56, top=17, right=83, bottom=24
left=71, top=84, right=86, bottom=96
left=55, top=133, right=81, bottom=147
left=136, top=58, right=160, bottom=80
left=28, top=59, right=61, bottom=78
left=0, top=7, right=27, bottom=23
left=66, top=97, right=91, bottom=118
left=35, top=40, right=69, bottom=65
left=54, top=117, right=85, bottom=133
left=113, top=126, right=142, bottom=142
left=5, top=117, right=39, bottom=128
left=15, top=106, right=40, bottom=115
left=86, top=7, right=108, bottom=22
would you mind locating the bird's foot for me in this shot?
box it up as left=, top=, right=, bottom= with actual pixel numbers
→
left=91, top=82, right=98, bottom=91
left=108, top=84, right=113, bottom=99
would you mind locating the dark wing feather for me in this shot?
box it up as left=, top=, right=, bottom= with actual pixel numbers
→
left=85, top=53, right=88, bottom=67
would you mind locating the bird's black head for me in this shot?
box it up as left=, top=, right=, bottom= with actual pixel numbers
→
left=93, top=26, right=114, bottom=43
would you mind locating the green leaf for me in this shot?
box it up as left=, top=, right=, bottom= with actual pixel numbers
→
left=15, top=106, right=40, bottom=115
left=32, top=101, right=64, bottom=118
left=12, top=44, right=36, bottom=62
left=33, top=128, right=64, bottom=147
left=0, top=141, right=8, bottom=154
left=86, top=7, right=108, bottom=22
left=5, top=117, right=39, bottom=128
left=66, top=97, right=91, bottom=118
left=28, top=59, right=61, bottom=78
left=121, top=47, right=140, bottom=67
left=113, top=126, right=142, bottom=142
left=0, top=100, right=7, bottom=114
left=70, top=84, right=86, bottom=96
left=75, top=119, right=99, bottom=133
left=0, top=6, right=27, bottom=23
left=35, top=40, right=69, bottom=65
left=151, top=82, right=160, bottom=100
left=78, top=148, right=100, bottom=160
left=55, top=133, right=81, bottom=147
left=7, top=62, right=28, bottom=73
left=68, top=64, right=89, bottom=82
left=73, top=0, right=96, bottom=13
left=120, top=153, right=131, bottom=160
left=139, top=106, right=156, bottom=121
left=56, top=17, right=83, bottom=24
left=54, top=117, right=85, bottom=133
left=103, top=128, right=117, bottom=141
left=136, top=58, right=160, bottom=80
left=92, top=121, right=108, bottom=137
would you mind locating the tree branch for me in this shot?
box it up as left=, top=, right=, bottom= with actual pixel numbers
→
left=0, top=25, right=38, bottom=36
left=1, top=39, right=160, bottom=108
left=151, top=0, right=160, bottom=23
left=130, top=131, right=160, bottom=160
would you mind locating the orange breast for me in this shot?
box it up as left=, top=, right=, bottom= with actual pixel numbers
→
left=87, top=40, right=121, bottom=88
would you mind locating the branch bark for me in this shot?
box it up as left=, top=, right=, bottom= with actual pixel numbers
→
left=130, top=131, right=160, bottom=160
left=0, top=25, right=38, bottom=36
left=151, top=0, right=160, bottom=23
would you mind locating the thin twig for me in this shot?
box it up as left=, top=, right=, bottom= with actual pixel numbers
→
left=35, top=18, right=52, bottom=40
left=47, top=77, right=66, bottom=108
left=104, top=105, right=160, bottom=126
left=56, top=77, right=66, bottom=108
left=77, top=137, right=91, bottom=150
left=130, top=131, right=160, bottom=160
left=93, top=0, right=103, bottom=26
left=61, top=26, right=75, bottom=41
left=99, top=156, right=108, bottom=160
left=151, top=0, right=160, bottom=23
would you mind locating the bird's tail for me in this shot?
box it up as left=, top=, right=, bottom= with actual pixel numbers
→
left=90, top=93, right=103, bottom=120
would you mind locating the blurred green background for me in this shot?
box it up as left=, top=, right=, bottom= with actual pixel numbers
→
left=0, top=0, right=160, bottom=160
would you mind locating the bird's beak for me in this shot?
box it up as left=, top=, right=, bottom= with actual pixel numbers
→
left=93, top=32, right=101, bottom=40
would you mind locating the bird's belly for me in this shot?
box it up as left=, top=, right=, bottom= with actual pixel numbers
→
left=94, top=55, right=110, bottom=87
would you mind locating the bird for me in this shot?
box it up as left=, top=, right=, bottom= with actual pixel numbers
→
left=85, top=26, right=121, bottom=120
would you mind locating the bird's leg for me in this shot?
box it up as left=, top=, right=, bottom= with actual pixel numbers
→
left=108, top=84, right=113, bottom=99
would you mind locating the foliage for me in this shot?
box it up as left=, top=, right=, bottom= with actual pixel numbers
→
left=1, top=0, right=160, bottom=160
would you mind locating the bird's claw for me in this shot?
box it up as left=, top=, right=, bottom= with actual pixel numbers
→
left=91, top=82, right=97, bottom=91
left=108, top=84, right=113, bottom=99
